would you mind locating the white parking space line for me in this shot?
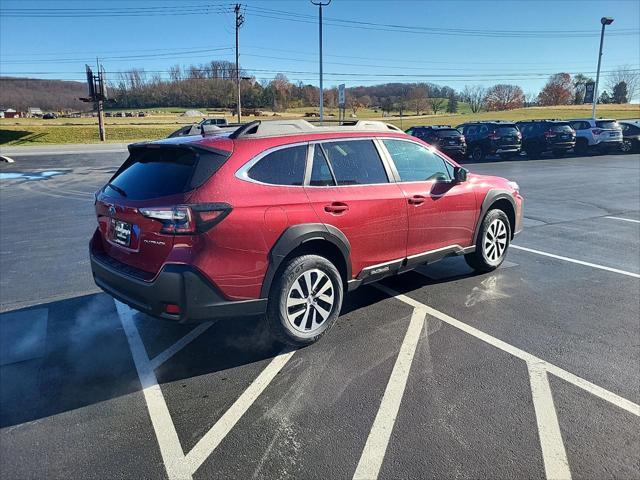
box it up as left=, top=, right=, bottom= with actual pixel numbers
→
left=528, top=362, right=571, bottom=480
left=150, top=322, right=214, bottom=370
left=116, top=300, right=296, bottom=479
left=184, top=349, right=295, bottom=474
left=604, top=216, right=640, bottom=224
left=374, top=284, right=640, bottom=417
left=116, top=301, right=190, bottom=480
left=374, top=284, right=640, bottom=480
left=353, top=307, right=427, bottom=480
left=511, top=245, right=640, bottom=279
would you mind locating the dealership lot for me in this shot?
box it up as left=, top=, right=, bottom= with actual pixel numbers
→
left=0, top=151, right=638, bottom=479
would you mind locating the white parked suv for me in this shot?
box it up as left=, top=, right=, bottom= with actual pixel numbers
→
left=569, top=118, right=622, bottom=154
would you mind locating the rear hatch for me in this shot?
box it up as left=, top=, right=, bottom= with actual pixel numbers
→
left=435, top=128, right=465, bottom=148
left=95, top=143, right=231, bottom=276
left=595, top=120, right=622, bottom=142
left=546, top=123, right=575, bottom=147
left=491, top=125, right=521, bottom=149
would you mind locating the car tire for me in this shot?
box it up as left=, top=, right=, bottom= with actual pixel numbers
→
left=266, top=254, right=343, bottom=347
left=465, top=209, right=511, bottom=273
left=621, top=139, right=633, bottom=153
left=470, top=146, right=485, bottom=162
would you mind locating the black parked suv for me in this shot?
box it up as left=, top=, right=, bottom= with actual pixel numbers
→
left=459, top=121, right=522, bottom=161
left=619, top=119, right=640, bottom=153
left=516, top=120, right=576, bottom=158
left=405, top=125, right=467, bottom=160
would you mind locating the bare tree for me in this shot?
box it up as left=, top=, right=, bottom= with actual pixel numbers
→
left=408, top=86, right=428, bottom=115
left=461, top=85, right=486, bottom=113
left=606, top=66, right=639, bottom=102
left=427, top=96, right=446, bottom=114
left=484, top=84, right=525, bottom=111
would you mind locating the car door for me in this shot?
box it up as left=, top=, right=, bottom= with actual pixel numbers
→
left=303, top=139, right=408, bottom=277
left=380, top=138, right=477, bottom=256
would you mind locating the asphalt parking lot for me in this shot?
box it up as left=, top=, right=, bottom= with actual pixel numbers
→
left=0, top=149, right=638, bottom=480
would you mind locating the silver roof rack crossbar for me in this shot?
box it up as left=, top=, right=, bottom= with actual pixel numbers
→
left=229, top=119, right=402, bottom=139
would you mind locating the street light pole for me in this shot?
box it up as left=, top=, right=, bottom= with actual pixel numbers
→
left=311, top=0, right=331, bottom=124
left=592, top=17, right=614, bottom=119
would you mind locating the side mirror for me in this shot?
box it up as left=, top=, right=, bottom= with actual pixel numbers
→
left=454, top=166, right=468, bottom=183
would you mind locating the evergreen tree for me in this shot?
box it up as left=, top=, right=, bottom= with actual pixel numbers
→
left=446, top=92, right=458, bottom=113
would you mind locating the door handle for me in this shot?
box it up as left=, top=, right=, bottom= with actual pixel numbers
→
left=408, top=195, right=426, bottom=205
left=324, top=202, right=349, bottom=214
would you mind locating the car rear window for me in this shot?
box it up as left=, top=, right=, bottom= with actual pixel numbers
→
left=551, top=124, right=574, bottom=133
left=247, top=145, right=307, bottom=186
left=107, top=146, right=229, bottom=200
left=596, top=120, right=619, bottom=129
left=435, top=129, right=461, bottom=137
left=497, top=126, right=519, bottom=135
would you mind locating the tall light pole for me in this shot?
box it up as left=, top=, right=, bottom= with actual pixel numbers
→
left=235, top=4, right=244, bottom=124
left=592, top=16, right=614, bottom=119
left=311, top=0, right=331, bottom=124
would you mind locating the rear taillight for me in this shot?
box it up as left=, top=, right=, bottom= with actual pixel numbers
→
left=592, top=128, right=603, bottom=136
left=139, top=203, right=231, bottom=235
left=544, top=129, right=556, bottom=138
left=488, top=131, right=501, bottom=140
left=459, top=135, right=465, bottom=142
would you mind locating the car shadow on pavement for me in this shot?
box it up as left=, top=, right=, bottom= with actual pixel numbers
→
left=0, top=260, right=478, bottom=429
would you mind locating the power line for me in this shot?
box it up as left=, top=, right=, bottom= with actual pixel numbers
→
left=242, top=6, right=640, bottom=38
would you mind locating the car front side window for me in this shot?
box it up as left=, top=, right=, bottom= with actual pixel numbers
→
left=383, top=139, right=451, bottom=183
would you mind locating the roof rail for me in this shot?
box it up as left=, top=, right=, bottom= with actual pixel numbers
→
left=229, top=119, right=402, bottom=139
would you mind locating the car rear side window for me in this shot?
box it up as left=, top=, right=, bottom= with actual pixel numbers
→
left=247, top=145, right=307, bottom=186
left=383, top=139, right=450, bottom=182
left=310, top=145, right=335, bottom=186
left=107, top=146, right=229, bottom=200
left=321, top=140, right=388, bottom=185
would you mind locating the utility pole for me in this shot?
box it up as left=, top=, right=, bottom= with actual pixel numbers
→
left=592, top=17, right=614, bottom=119
left=80, top=61, right=108, bottom=141
left=235, top=4, right=244, bottom=124
left=96, top=59, right=106, bottom=141
left=311, top=0, right=330, bottom=124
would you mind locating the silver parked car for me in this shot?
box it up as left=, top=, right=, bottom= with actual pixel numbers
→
left=568, top=118, right=622, bottom=154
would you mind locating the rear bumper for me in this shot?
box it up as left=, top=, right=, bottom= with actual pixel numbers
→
left=440, top=145, right=467, bottom=155
left=493, top=146, right=521, bottom=154
left=90, top=252, right=267, bottom=323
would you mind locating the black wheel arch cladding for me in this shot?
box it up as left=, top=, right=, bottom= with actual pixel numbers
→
left=260, top=223, right=351, bottom=298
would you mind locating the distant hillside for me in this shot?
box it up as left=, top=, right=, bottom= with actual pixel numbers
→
left=0, top=77, right=87, bottom=111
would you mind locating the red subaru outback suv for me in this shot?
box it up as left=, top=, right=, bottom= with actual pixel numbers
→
left=90, top=120, right=523, bottom=345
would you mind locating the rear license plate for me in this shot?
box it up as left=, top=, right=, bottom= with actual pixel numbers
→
left=561, top=134, right=569, bottom=140
left=448, top=140, right=457, bottom=145
left=111, top=219, right=132, bottom=247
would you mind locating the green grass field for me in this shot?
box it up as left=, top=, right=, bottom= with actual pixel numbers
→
left=1, top=103, right=638, bottom=146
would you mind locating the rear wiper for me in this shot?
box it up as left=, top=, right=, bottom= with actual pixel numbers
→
left=107, top=183, right=127, bottom=197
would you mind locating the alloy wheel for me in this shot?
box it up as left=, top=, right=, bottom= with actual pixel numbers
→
left=483, top=218, right=508, bottom=262
left=285, top=269, right=334, bottom=333
left=621, top=140, right=632, bottom=153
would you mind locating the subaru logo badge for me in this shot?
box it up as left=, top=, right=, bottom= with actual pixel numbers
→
left=108, top=205, right=116, bottom=217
